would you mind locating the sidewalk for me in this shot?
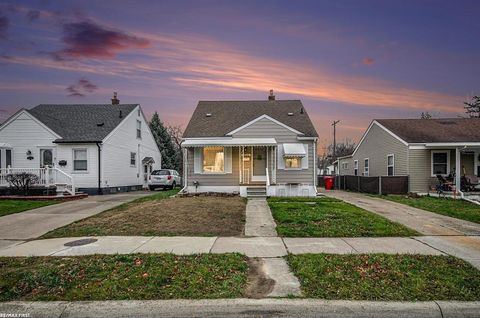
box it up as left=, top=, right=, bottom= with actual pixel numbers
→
left=1, top=299, right=479, bottom=318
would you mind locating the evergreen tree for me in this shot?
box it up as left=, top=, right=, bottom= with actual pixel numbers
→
left=149, top=112, right=177, bottom=169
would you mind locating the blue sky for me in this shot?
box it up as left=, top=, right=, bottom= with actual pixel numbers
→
left=0, top=0, right=478, bottom=152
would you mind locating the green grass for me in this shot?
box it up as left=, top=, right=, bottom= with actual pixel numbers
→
left=287, top=254, right=480, bottom=300
left=373, top=195, right=480, bottom=224
left=111, top=189, right=180, bottom=209
left=0, top=200, right=60, bottom=217
left=0, top=253, right=247, bottom=301
left=268, top=197, right=418, bottom=237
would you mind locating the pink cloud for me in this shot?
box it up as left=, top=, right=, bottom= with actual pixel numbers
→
left=362, top=57, right=374, bottom=65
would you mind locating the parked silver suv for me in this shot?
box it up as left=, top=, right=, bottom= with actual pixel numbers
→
left=148, top=169, right=181, bottom=191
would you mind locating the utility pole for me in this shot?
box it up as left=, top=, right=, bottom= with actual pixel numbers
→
left=331, top=120, right=340, bottom=161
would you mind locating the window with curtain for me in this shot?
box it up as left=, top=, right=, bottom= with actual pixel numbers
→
left=73, top=149, right=87, bottom=171
left=285, top=157, right=301, bottom=168
left=203, top=147, right=224, bottom=173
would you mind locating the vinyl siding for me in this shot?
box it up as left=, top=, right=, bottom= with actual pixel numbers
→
left=353, top=123, right=408, bottom=177
left=187, top=147, right=239, bottom=186
left=102, top=106, right=162, bottom=188
left=184, top=116, right=317, bottom=186
left=56, top=144, right=99, bottom=188
left=338, top=157, right=354, bottom=175
left=408, top=149, right=431, bottom=193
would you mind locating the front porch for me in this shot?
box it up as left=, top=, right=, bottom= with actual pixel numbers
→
left=426, top=145, right=480, bottom=202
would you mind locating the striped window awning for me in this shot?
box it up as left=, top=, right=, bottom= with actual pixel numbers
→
left=283, top=143, right=306, bottom=157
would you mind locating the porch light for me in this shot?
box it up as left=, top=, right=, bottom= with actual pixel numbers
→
left=26, top=150, right=34, bottom=160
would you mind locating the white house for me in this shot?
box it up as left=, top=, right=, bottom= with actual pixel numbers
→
left=0, top=100, right=161, bottom=195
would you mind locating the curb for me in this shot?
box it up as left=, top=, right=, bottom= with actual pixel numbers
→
left=1, top=299, right=479, bottom=318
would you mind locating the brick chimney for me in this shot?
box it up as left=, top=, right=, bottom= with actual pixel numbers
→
left=111, top=92, right=120, bottom=105
left=268, top=89, right=275, bottom=101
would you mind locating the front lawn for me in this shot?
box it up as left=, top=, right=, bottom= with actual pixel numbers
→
left=287, top=254, right=480, bottom=300
left=0, top=253, right=247, bottom=301
left=42, top=193, right=246, bottom=238
left=268, top=197, right=418, bottom=237
left=375, top=195, right=480, bottom=224
left=0, top=200, right=60, bottom=217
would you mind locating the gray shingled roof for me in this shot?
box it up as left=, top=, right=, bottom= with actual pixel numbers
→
left=183, top=100, right=318, bottom=138
left=376, top=118, right=480, bottom=143
left=27, top=104, right=138, bottom=143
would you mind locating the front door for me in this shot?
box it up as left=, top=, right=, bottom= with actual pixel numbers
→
left=40, top=149, right=53, bottom=168
left=252, top=146, right=267, bottom=182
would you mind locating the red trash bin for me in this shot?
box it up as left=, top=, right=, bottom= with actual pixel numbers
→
left=324, top=176, right=335, bottom=190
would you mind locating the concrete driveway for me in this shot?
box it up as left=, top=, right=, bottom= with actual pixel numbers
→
left=0, top=191, right=152, bottom=240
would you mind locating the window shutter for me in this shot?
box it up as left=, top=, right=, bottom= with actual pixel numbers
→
left=301, top=144, right=309, bottom=169
left=194, top=148, right=202, bottom=174
left=224, top=147, right=232, bottom=173
left=277, top=144, right=285, bottom=169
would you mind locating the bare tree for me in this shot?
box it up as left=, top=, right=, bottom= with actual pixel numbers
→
left=420, top=111, right=432, bottom=119
left=464, top=96, right=480, bottom=118
left=166, top=125, right=184, bottom=175
left=6, top=172, right=39, bottom=195
left=327, top=140, right=356, bottom=158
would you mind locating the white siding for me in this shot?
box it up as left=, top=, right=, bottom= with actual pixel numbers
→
left=0, top=111, right=58, bottom=169
left=56, top=144, right=99, bottom=188
left=101, top=106, right=161, bottom=188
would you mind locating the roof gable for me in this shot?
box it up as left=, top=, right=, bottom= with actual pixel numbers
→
left=27, top=104, right=138, bottom=143
left=227, top=114, right=304, bottom=136
left=183, top=100, right=318, bottom=138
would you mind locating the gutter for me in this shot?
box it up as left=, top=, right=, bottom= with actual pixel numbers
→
left=96, top=142, right=103, bottom=195
left=180, top=148, right=188, bottom=194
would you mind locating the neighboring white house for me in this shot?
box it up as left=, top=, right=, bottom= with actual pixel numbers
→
left=0, top=101, right=161, bottom=195
left=181, top=92, right=319, bottom=197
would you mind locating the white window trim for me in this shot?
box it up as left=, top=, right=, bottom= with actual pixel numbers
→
left=72, top=148, right=88, bottom=173
left=364, top=158, right=369, bottom=176
left=354, top=160, right=358, bottom=176
left=431, top=150, right=450, bottom=177
left=387, top=154, right=395, bottom=176
left=130, top=152, right=137, bottom=167
left=202, top=146, right=226, bottom=174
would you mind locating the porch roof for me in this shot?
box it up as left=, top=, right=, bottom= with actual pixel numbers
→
left=182, top=138, right=277, bottom=147
left=0, top=143, right=12, bottom=148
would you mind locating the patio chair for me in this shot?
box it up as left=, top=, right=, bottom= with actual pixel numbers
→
left=465, top=175, right=479, bottom=191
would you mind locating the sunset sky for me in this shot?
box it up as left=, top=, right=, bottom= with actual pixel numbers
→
left=0, top=0, right=478, bottom=153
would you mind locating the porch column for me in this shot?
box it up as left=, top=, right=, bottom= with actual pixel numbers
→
left=455, top=147, right=461, bottom=194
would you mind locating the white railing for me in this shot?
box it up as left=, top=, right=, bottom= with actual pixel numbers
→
left=266, top=168, right=270, bottom=187
left=0, top=167, right=75, bottom=195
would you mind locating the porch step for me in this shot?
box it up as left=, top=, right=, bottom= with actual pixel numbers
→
left=247, top=186, right=267, bottom=198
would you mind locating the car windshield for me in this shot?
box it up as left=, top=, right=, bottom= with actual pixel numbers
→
left=151, top=170, right=170, bottom=175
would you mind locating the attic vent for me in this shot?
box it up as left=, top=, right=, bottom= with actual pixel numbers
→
left=97, top=122, right=104, bottom=127
left=206, top=113, right=212, bottom=117
left=288, top=112, right=294, bottom=116
left=119, top=110, right=123, bottom=118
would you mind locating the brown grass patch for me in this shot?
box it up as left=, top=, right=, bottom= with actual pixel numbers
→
left=42, top=196, right=246, bottom=238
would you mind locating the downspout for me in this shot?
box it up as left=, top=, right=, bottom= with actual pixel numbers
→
left=96, top=142, right=103, bottom=195
left=180, top=147, right=188, bottom=193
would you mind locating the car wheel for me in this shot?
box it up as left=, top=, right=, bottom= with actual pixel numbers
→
left=171, top=181, right=176, bottom=190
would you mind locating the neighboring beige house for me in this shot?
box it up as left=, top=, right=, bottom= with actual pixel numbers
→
left=337, top=118, right=480, bottom=194
left=181, top=93, right=319, bottom=197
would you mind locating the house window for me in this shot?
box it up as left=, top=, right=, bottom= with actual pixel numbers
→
left=130, top=152, right=137, bottom=166
left=5, top=149, right=12, bottom=168
left=387, top=154, right=394, bottom=176
left=364, top=158, right=369, bottom=176
left=285, top=157, right=301, bottom=169
left=203, top=146, right=224, bottom=173
left=73, top=149, right=87, bottom=171
left=432, top=151, right=449, bottom=176
left=341, top=162, right=348, bottom=170
left=354, top=160, right=358, bottom=176
left=136, top=120, right=142, bottom=139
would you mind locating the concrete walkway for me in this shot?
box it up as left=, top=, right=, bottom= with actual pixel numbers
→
left=0, top=191, right=152, bottom=240
left=1, top=299, right=479, bottom=318
left=0, top=235, right=448, bottom=257
left=244, top=198, right=277, bottom=237
left=322, top=190, right=480, bottom=236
